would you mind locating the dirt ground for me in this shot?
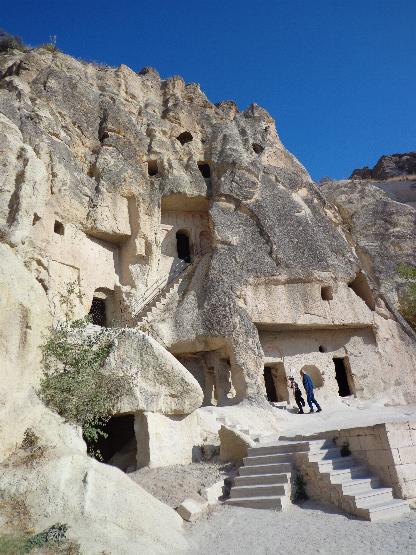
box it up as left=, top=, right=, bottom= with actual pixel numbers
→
left=185, top=501, right=416, bottom=555
left=128, top=461, right=237, bottom=508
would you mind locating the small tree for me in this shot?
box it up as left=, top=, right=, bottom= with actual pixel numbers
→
left=398, top=265, right=416, bottom=331
left=38, top=284, right=134, bottom=458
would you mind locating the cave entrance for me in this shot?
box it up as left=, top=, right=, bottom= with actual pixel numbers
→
left=89, top=297, right=107, bottom=327
left=86, top=414, right=136, bottom=469
left=176, top=230, right=191, bottom=263
left=263, top=365, right=288, bottom=403
left=263, top=367, right=277, bottom=402
left=333, top=357, right=354, bottom=397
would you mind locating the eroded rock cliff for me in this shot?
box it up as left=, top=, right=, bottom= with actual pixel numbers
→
left=0, top=47, right=415, bottom=552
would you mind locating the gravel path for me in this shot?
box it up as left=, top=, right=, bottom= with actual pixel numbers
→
left=185, top=501, right=416, bottom=555
left=128, top=462, right=237, bottom=508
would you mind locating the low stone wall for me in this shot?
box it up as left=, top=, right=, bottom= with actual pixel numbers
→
left=333, top=421, right=416, bottom=499
left=135, top=412, right=201, bottom=468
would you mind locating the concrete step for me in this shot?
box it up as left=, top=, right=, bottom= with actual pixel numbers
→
left=317, top=456, right=355, bottom=470
left=234, top=473, right=290, bottom=487
left=349, top=488, right=394, bottom=508
left=308, top=448, right=342, bottom=461
left=357, top=499, right=410, bottom=521
left=247, top=443, right=307, bottom=456
left=240, top=462, right=292, bottom=476
left=226, top=495, right=285, bottom=511
left=337, top=476, right=381, bottom=493
left=243, top=453, right=293, bottom=466
left=305, top=439, right=336, bottom=451
left=231, top=484, right=287, bottom=499
left=324, top=465, right=369, bottom=481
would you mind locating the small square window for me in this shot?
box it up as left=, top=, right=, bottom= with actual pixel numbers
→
left=198, top=162, right=211, bottom=178
left=321, top=285, right=333, bottom=301
left=147, top=160, right=159, bottom=177
left=54, top=220, right=64, bottom=235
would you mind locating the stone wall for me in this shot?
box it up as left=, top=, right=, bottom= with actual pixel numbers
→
left=295, top=421, right=416, bottom=500
left=334, top=421, right=416, bottom=499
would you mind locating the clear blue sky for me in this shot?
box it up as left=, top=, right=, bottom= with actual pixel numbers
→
left=2, top=0, right=416, bottom=180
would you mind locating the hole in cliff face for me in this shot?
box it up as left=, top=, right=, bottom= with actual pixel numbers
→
left=54, top=220, right=64, bottom=235
left=264, top=364, right=288, bottom=403
left=333, top=357, right=354, bottom=397
left=176, top=131, right=193, bottom=145
left=348, top=271, right=375, bottom=310
left=318, top=345, right=326, bottom=353
left=147, top=160, right=159, bottom=176
left=32, top=213, right=41, bottom=226
left=176, top=230, right=191, bottom=263
left=198, top=162, right=211, bottom=178
left=87, top=414, right=136, bottom=468
left=89, top=297, right=107, bottom=327
left=252, top=143, right=264, bottom=154
left=321, top=285, right=333, bottom=301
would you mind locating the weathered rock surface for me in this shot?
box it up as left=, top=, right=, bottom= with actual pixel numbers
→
left=104, top=329, right=203, bottom=414
left=321, top=179, right=416, bottom=309
left=0, top=45, right=416, bottom=553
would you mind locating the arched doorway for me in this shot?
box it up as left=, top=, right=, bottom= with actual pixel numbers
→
left=176, top=230, right=191, bottom=263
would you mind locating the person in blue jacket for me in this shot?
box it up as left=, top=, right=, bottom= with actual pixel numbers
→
left=300, top=369, right=322, bottom=413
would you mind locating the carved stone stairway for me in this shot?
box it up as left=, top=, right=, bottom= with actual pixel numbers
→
left=132, top=250, right=209, bottom=325
left=226, top=441, right=306, bottom=510
left=226, top=437, right=410, bottom=520
left=296, top=439, right=410, bottom=521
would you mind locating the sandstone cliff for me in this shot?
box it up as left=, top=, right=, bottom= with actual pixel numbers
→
left=0, top=47, right=415, bottom=553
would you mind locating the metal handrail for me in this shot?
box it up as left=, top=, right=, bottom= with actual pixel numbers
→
left=131, top=248, right=211, bottom=318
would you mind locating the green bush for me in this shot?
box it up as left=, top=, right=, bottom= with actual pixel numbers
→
left=38, top=283, right=134, bottom=457
left=398, top=265, right=416, bottom=330
left=0, top=534, right=28, bottom=555
left=340, top=442, right=351, bottom=457
left=294, top=473, right=308, bottom=502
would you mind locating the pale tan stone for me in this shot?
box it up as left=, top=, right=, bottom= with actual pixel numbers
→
left=135, top=411, right=201, bottom=468
left=219, top=425, right=255, bottom=464
left=176, top=497, right=208, bottom=522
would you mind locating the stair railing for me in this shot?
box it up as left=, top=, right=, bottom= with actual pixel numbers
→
left=131, top=247, right=211, bottom=319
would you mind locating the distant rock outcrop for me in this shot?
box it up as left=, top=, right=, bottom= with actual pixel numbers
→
left=350, top=152, right=416, bottom=180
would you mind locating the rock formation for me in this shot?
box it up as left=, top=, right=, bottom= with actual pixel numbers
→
left=0, top=46, right=415, bottom=552
left=350, top=152, right=416, bottom=180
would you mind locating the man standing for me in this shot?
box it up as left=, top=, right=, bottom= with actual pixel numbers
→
left=300, top=369, right=322, bottom=413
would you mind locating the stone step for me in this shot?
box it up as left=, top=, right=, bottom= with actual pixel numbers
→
left=308, top=448, right=342, bottom=461
left=324, top=465, right=369, bottom=480
left=231, top=484, right=288, bottom=499
left=307, top=439, right=336, bottom=451
left=348, top=488, right=394, bottom=508
left=247, top=442, right=307, bottom=456
left=244, top=452, right=293, bottom=466
left=317, top=456, right=355, bottom=470
left=337, top=476, right=381, bottom=493
left=356, top=499, right=410, bottom=521
left=226, top=495, right=285, bottom=511
left=235, top=473, right=290, bottom=487
left=240, top=462, right=292, bottom=476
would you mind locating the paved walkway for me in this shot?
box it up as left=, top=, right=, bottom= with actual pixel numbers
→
left=185, top=501, right=416, bottom=555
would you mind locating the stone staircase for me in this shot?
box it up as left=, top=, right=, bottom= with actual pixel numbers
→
left=139, top=275, right=185, bottom=324
left=225, top=436, right=410, bottom=520
left=226, top=441, right=306, bottom=510
left=297, top=439, right=410, bottom=521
